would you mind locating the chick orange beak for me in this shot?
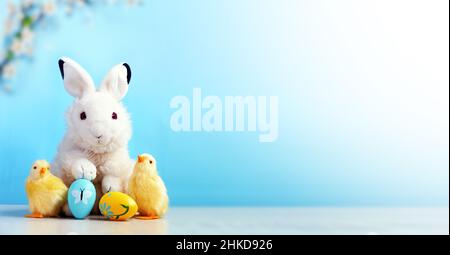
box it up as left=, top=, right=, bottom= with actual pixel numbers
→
left=137, top=155, right=145, bottom=163
left=39, top=167, right=47, bottom=175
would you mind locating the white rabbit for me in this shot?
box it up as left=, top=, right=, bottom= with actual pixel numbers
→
left=51, top=57, right=135, bottom=214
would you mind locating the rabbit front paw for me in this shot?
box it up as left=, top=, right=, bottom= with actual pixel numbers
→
left=71, top=158, right=97, bottom=181
left=101, top=175, right=123, bottom=194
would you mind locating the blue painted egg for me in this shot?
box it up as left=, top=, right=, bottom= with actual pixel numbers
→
left=68, top=179, right=96, bottom=219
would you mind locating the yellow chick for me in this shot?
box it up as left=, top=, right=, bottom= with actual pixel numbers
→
left=25, top=160, right=68, bottom=218
left=128, top=154, right=169, bottom=220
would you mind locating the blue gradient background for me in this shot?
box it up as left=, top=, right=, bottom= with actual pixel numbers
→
left=0, top=0, right=448, bottom=206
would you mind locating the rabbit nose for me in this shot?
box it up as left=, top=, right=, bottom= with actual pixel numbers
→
left=91, top=123, right=106, bottom=139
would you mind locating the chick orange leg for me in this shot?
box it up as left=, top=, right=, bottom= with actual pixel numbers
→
left=136, top=214, right=159, bottom=220
left=25, top=213, right=44, bottom=218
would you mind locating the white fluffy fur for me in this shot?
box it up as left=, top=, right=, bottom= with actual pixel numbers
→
left=52, top=58, right=134, bottom=214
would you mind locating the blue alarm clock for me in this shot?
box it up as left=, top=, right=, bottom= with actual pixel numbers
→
left=68, top=179, right=96, bottom=219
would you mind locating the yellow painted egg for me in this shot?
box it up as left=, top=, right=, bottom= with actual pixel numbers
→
left=99, top=192, right=138, bottom=221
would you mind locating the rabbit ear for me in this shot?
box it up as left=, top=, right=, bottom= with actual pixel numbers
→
left=58, top=57, right=95, bottom=98
left=99, top=63, right=131, bottom=101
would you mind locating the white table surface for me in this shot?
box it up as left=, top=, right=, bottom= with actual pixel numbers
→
left=0, top=205, right=448, bottom=235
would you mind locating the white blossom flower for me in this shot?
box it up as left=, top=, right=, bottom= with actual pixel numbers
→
left=17, top=11, right=25, bottom=23
left=1, top=0, right=142, bottom=93
left=3, top=19, right=15, bottom=36
left=2, top=84, right=13, bottom=93
left=42, top=1, right=56, bottom=15
left=7, top=1, right=17, bottom=15
left=65, top=6, right=73, bottom=15
left=23, top=45, right=34, bottom=56
left=75, top=0, right=86, bottom=7
left=2, top=63, right=17, bottom=79
left=22, top=0, right=34, bottom=8
left=11, top=38, right=24, bottom=55
left=31, top=13, right=40, bottom=23
left=21, top=27, right=34, bottom=44
left=127, top=0, right=138, bottom=6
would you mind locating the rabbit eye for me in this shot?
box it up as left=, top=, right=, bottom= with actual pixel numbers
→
left=80, top=112, right=87, bottom=120
left=112, top=112, right=118, bottom=120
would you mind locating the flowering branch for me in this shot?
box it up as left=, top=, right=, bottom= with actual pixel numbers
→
left=1, top=0, right=142, bottom=93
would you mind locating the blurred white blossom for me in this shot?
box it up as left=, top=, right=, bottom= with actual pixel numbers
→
left=3, top=19, right=14, bottom=35
left=1, top=0, right=142, bottom=92
left=17, top=12, right=25, bottom=23
left=42, top=1, right=56, bottom=15
left=2, top=84, right=13, bottom=93
left=76, top=0, right=86, bottom=7
left=10, top=39, right=24, bottom=55
left=22, top=0, right=34, bottom=8
left=127, top=0, right=143, bottom=6
left=21, top=27, right=34, bottom=43
left=7, top=1, right=17, bottom=15
left=64, top=6, right=73, bottom=15
left=24, top=46, right=33, bottom=56
left=2, top=63, right=17, bottom=79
